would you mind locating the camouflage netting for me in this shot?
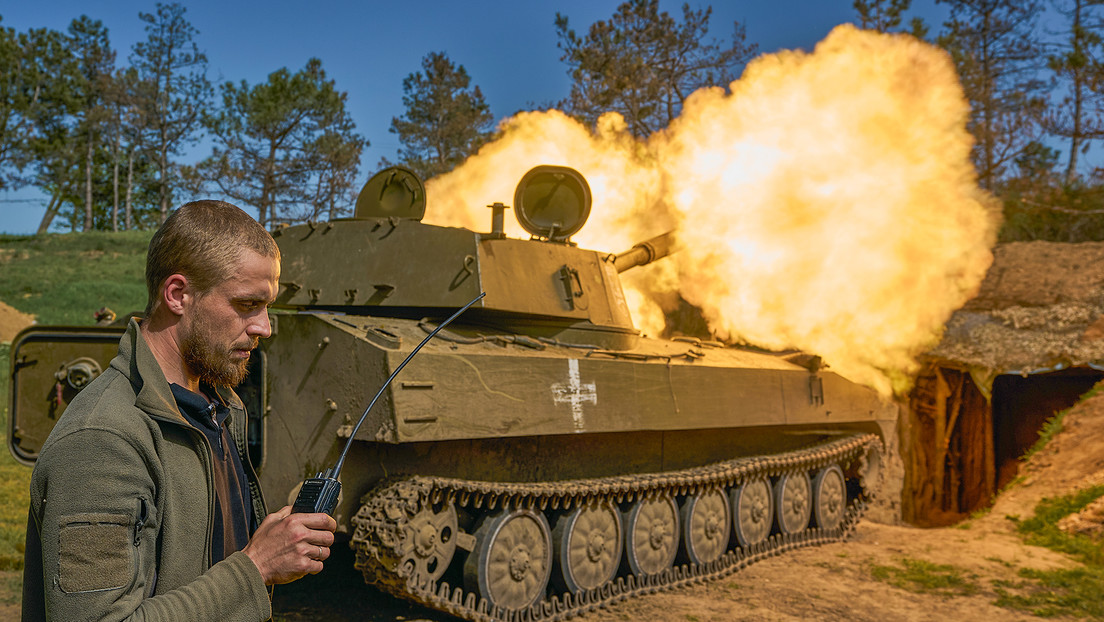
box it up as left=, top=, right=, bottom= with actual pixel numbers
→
left=926, top=241, right=1104, bottom=394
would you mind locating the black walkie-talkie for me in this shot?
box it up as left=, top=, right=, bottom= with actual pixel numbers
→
left=291, top=291, right=486, bottom=515
left=291, top=467, right=341, bottom=515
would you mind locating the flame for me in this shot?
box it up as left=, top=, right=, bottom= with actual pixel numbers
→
left=425, top=25, right=1000, bottom=397
left=424, top=110, right=664, bottom=252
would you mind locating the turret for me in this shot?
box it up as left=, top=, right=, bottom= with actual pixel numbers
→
left=271, top=165, right=675, bottom=348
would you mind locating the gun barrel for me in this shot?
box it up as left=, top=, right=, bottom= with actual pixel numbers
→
left=612, top=231, right=677, bottom=273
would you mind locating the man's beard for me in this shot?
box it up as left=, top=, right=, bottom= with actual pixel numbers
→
left=180, top=314, right=256, bottom=387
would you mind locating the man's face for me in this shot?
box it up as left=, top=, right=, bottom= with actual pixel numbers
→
left=180, top=250, right=279, bottom=387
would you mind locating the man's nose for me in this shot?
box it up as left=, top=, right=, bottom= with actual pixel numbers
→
left=248, top=312, right=272, bottom=339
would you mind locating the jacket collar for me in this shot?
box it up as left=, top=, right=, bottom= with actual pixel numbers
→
left=111, top=318, right=184, bottom=424
left=112, top=318, right=244, bottom=425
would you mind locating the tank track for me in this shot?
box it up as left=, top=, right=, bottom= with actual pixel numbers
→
left=351, top=433, right=878, bottom=621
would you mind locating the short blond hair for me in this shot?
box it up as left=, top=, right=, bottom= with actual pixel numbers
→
left=145, top=200, right=280, bottom=316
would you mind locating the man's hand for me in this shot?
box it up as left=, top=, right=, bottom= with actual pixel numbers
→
left=242, top=505, right=337, bottom=585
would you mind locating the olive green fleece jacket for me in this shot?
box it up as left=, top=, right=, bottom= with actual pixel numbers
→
left=24, top=319, right=271, bottom=622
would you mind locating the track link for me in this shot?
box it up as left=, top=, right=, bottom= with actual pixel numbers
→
left=351, top=433, right=879, bottom=621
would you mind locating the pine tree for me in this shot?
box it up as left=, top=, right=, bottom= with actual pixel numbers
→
left=555, top=0, right=756, bottom=137
left=854, top=0, right=912, bottom=32
left=1047, top=0, right=1104, bottom=182
left=937, top=0, right=1046, bottom=189
left=386, top=51, right=494, bottom=180
left=130, top=2, right=211, bottom=223
left=192, top=58, right=365, bottom=227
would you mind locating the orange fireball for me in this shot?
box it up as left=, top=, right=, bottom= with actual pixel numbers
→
left=424, top=25, right=1000, bottom=397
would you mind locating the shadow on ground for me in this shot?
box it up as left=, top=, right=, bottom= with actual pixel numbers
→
left=271, top=545, right=452, bottom=621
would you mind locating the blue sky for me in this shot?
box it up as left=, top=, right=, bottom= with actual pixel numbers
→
left=0, top=1, right=950, bottom=233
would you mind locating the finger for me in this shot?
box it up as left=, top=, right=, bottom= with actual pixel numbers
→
left=309, top=530, right=336, bottom=547
left=270, top=505, right=294, bottom=520
left=285, top=515, right=336, bottom=540
left=300, top=541, right=329, bottom=560
left=294, top=512, right=337, bottom=531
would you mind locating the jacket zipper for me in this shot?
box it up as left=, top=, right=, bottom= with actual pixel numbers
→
left=133, top=497, right=148, bottom=546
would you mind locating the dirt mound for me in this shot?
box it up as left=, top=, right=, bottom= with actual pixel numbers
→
left=965, top=240, right=1104, bottom=310
left=0, top=300, right=35, bottom=342
left=931, top=241, right=1104, bottom=376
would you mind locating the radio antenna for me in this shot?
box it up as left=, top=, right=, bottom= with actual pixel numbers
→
left=292, top=291, right=486, bottom=514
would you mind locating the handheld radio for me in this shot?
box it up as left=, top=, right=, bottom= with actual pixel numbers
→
left=291, top=291, right=486, bottom=515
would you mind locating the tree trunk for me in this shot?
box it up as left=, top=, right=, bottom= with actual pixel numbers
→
left=159, top=62, right=172, bottom=224
left=112, top=123, right=120, bottom=232
left=1066, top=0, right=1085, bottom=184
left=125, top=148, right=135, bottom=230
left=259, top=141, right=278, bottom=228
left=84, top=135, right=94, bottom=232
left=159, top=146, right=169, bottom=224
left=37, top=192, right=61, bottom=235
left=980, top=9, right=995, bottom=190
left=313, top=173, right=325, bottom=222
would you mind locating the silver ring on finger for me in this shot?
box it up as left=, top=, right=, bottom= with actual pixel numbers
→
left=317, top=545, right=324, bottom=560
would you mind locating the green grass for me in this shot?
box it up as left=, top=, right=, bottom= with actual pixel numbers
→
left=0, top=571, right=19, bottom=605
left=0, top=230, right=151, bottom=325
left=0, top=231, right=152, bottom=603
left=870, top=557, right=980, bottom=597
left=1022, top=413, right=1067, bottom=464
left=1013, top=485, right=1104, bottom=565
left=995, top=567, right=1104, bottom=618
left=997, top=486, right=1104, bottom=618
left=1, top=343, right=31, bottom=578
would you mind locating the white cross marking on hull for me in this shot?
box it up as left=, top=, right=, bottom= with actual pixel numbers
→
left=552, top=359, right=597, bottom=432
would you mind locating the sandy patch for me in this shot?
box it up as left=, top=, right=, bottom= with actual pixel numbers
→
left=0, top=301, right=34, bottom=343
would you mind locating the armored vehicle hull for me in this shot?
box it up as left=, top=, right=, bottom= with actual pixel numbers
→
left=258, top=309, right=891, bottom=516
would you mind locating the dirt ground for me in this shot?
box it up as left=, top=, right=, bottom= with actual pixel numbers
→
left=964, top=240, right=1104, bottom=310
left=0, top=300, right=34, bottom=343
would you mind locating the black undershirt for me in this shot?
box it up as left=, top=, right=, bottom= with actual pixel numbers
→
left=170, top=383, right=253, bottom=564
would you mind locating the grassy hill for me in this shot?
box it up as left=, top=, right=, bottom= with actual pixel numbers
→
left=0, top=230, right=152, bottom=326
left=0, top=230, right=152, bottom=594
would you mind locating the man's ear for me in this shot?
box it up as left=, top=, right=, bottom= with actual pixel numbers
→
left=162, top=274, right=190, bottom=317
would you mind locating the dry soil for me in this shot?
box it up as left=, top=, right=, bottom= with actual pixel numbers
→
left=0, top=300, right=34, bottom=343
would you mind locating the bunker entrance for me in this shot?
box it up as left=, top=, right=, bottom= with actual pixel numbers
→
left=902, top=365, right=1103, bottom=526
left=991, top=368, right=1104, bottom=491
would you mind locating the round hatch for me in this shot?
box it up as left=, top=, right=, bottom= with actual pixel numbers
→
left=513, top=165, right=591, bottom=242
left=355, top=166, right=426, bottom=220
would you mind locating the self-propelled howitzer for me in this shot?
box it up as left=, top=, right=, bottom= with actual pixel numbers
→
left=7, top=165, right=895, bottom=621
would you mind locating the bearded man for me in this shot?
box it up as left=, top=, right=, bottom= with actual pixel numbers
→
left=23, top=201, right=335, bottom=621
